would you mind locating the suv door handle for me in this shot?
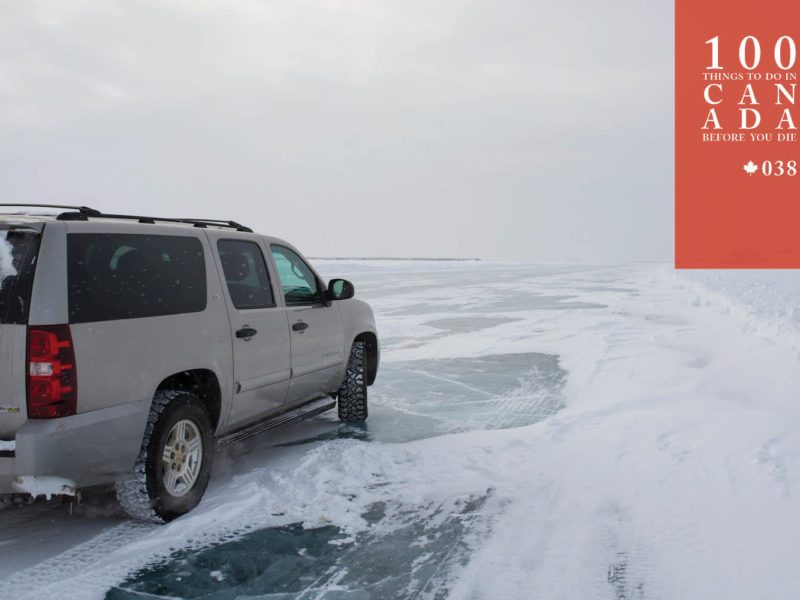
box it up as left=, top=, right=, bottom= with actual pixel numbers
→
left=236, top=327, right=258, bottom=338
left=292, top=321, right=309, bottom=332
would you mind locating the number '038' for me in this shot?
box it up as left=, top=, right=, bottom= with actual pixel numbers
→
left=706, top=36, right=797, bottom=70
left=761, top=161, right=797, bottom=176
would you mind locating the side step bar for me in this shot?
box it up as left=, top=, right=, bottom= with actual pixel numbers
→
left=217, top=396, right=336, bottom=447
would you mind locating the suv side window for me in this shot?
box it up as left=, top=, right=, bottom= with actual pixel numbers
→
left=0, top=229, right=41, bottom=325
left=68, top=233, right=206, bottom=323
left=270, top=245, right=321, bottom=306
left=217, top=239, right=275, bottom=309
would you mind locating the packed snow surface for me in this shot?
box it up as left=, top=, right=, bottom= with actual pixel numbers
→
left=3, top=262, right=800, bottom=598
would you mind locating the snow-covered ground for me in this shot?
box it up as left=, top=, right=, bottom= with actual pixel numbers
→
left=3, top=262, right=800, bottom=599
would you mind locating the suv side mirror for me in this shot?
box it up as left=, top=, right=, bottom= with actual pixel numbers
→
left=328, top=278, right=355, bottom=300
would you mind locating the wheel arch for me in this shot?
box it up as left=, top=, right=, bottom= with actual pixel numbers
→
left=155, top=369, right=222, bottom=431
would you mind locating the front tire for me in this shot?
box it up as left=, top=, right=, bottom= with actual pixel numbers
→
left=338, top=340, right=368, bottom=423
left=116, top=390, right=214, bottom=522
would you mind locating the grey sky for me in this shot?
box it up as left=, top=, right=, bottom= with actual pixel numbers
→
left=0, top=1, right=673, bottom=261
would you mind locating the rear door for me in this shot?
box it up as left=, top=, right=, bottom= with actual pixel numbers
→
left=269, top=244, right=345, bottom=406
left=0, top=223, right=43, bottom=439
left=210, top=233, right=291, bottom=429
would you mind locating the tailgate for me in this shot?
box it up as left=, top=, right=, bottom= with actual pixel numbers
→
left=0, top=226, right=42, bottom=439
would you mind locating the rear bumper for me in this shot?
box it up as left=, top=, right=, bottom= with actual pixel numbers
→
left=0, top=399, right=150, bottom=495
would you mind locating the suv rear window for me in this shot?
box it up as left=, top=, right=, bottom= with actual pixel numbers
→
left=0, top=229, right=41, bottom=324
left=68, top=233, right=206, bottom=323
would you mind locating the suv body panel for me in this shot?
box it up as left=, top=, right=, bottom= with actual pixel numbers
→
left=65, top=225, right=234, bottom=419
left=0, top=213, right=379, bottom=494
left=205, top=229, right=291, bottom=433
left=0, top=325, right=28, bottom=438
left=28, top=221, right=68, bottom=325
left=0, top=398, right=151, bottom=493
left=265, top=237, right=349, bottom=409
left=284, top=301, right=346, bottom=404
left=0, top=221, right=46, bottom=438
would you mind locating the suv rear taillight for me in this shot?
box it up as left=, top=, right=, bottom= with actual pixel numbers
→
left=27, top=325, right=77, bottom=419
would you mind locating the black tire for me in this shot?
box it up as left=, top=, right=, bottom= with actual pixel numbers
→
left=338, top=340, right=368, bottom=423
left=116, top=390, right=214, bottom=523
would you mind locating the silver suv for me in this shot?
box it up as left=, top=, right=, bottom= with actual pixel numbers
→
left=0, top=205, right=379, bottom=522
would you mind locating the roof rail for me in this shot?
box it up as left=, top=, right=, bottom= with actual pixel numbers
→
left=95, top=213, right=253, bottom=232
left=0, top=204, right=101, bottom=217
left=0, top=204, right=252, bottom=232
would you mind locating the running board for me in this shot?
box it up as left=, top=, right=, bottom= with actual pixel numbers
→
left=216, top=397, right=336, bottom=447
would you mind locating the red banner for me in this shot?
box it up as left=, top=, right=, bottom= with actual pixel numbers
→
left=676, top=0, right=800, bottom=267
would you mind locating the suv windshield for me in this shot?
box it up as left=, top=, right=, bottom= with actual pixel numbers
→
left=0, top=228, right=41, bottom=324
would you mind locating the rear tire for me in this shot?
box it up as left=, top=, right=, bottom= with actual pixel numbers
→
left=116, top=390, right=214, bottom=522
left=338, top=340, right=368, bottom=423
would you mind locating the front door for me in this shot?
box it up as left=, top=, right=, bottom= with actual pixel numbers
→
left=270, top=244, right=345, bottom=407
left=213, top=236, right=291, bottom=429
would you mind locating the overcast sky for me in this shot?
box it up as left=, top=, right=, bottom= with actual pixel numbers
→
left=0, top=1, right=673, bottom=261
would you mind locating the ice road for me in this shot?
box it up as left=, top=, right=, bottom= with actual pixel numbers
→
left=2, top=262, right=800, bottom=599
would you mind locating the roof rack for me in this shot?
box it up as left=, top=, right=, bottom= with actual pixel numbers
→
left=0, top=204, right=253, bottom=232
left=0, top=204, right=101, bottom=216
